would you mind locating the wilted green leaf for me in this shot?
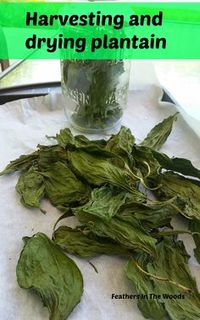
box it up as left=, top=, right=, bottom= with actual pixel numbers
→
left=125, top=238, right=200, bottom=320
left=48, top=128, right=75, bottom=148
left=53, top=226, right=130, bottom=257
left=38, top=145, right=68, bottom=170
left=16, top=166, right=45, bottom=209
left=152, top=172, right=200, bottom=220
left=16, top=233, right=83, bottom=320
left=125, top=253, right=167, bottom=320
left=41, top=161, right=90, bottom=207
left=74, top=207, right=156, bottom=256
left=49, top=127, right=106, bottom=150
left=0, top=151, right=38, bottom=176
left=152, top=150, right=200, bottom=179
left=140, top=113, right=178, bottom=150
left=118, top=198, right=179, bottom=230
left=132, top=145, right=161, bottom=178
left=68, top=149, right=136, bottom=192
left=106, top=126, right=135, bottom=165
left=78, top=185, right=129, bottom=221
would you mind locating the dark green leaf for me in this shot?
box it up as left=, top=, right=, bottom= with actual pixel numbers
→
left=16, top=166, right=45, bottom=209
left=125, top=238, right=200, bottom=320
left=38, top=145, right=68, bottom=170
left=41, top=161, right=90, bottom=207
left=152, top=172, right=200, bottom=220
left=152, top=150, right=200, bottom=179
left=53, top=226, right=130, bottom=257
left=106, top=126, right=135, bottom=165
left=16, top=233, right=83, bottom=320
left=140, top=113, right=178, bottom=150
left=132, top=145, right=161, bottom=178
left=74, top=207, right=156, bottom=256
left=125, top=253, right=167, bottom=320
left=118, top=198, right=179, bottom=230
left=68, top=150, right=136, bottom=193
left=49, top=127, right=106, bottom=150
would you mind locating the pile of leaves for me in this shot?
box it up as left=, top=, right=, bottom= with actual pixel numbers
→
left=2, top=113, right=200, bottom=320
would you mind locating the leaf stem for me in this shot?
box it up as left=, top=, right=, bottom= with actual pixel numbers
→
left=133, top=260, right=192, bottom=293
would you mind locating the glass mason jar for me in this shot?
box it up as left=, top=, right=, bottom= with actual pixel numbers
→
left=61, top=59, right=131, bottom=133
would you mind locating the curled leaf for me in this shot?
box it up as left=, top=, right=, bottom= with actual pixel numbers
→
left=152, top=172, right=200, bottom=220
left=74, top=207, right=156, bottom=256
left=53, top=226, right=130, bottom=257
left=140, top=113, right=178, bottom=150
left=41, top=161, right=90, bottom=207
left=152, top=150, right=200, bottom=179
left=16, top=166, right=45, bottom=209
left=0, top=151, right=38, bottom=175
left=125, top=238, right=200, bottom=320
left=68, top=149, right=136, bottom=192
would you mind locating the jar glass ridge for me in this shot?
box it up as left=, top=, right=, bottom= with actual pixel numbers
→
left=61, top=59, right=131, bottom=133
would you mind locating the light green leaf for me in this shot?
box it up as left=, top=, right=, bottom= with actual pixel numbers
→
left=78, top=185, right=129, bottom=221
left=125, top=254, right=167, bottom=320
left=118, top=198, right=179, bottom=230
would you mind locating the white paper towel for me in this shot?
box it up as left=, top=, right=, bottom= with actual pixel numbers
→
left=0, top=87, right=200, bottom=320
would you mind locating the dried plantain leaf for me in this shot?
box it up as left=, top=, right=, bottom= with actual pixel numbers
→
left=151, top=172, right=200, bottom=220
left=132, top=145, right=161, bottom=178
left=53, top=225, right=130, bottom=257
left=125, top=253, right=167, bottom=320
left=106, top=126, right=135, bottom=165
left=16, top=165, right=45, bottom=209
left=77, top=185, right=129, bottom=221
left=125, top=238, right=200, bottom=320
left=152, top=150, right=200, bottom=179
left=74, top=207, right=156, bottom=256
left=16, top=233, right=83, bottom=320
left=37, top=145, right=68, bottom=170
left=140, top=113, right=178, bottom=150
left=68, top=149, right=136, bottom=192
left=0, top=151, right=38, bottom=175
left=49, top=127, right=106, bottom=149
left=118, top=198, right=179, bottom=230
left=41, top=161, right=90, bottom=207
